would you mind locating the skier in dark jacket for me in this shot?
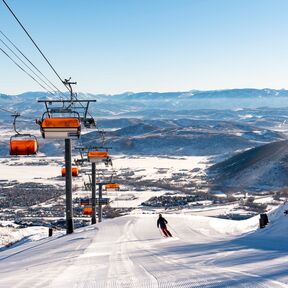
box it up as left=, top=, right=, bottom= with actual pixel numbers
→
left=157, top=214, right=172, bottom=237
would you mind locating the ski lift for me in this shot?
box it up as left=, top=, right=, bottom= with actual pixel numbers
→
left=105, top=183, right=120, bottom=191
left=87, top=151, right=109, bottom=163
left=9, top=113, right=39, bottom=156
left=37, top=94, right=96, bottom=139
left=83, top=206, right=92, bottom=215
left=61, top=166, right=79, bottom=177
left=38, top=111, right=81, bottom=139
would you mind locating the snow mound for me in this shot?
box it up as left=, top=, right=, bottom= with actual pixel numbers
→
left=260, top=203, right=288, bottom=239
left=0, top=225, right=51, bottom=249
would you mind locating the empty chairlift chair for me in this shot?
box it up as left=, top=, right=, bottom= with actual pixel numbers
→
left=61, top=166, right=79, bottom=177
left=10, top=135, right=38, bottom=156
left=38, top=112, right=81, bottom=139
left=83, top=206, right=92, bottom=216
left=9, top=113, right=39, bottom=156
left=87, top=151, right=109, bottom=163
left=105, top=183, right=120, bottom=191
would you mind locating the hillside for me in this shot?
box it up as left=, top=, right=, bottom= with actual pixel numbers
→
left=209, top=140, right=288, bottom=191
left=80, top=119, right=284, bottom=156
left=0, top=204, right=288, bottom=287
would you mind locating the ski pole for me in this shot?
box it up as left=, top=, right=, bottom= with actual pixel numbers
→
left=167, top=224, right=177, bottom=236
left=159, top=228, right=164, bottom=237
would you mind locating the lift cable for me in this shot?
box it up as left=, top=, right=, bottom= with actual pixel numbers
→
left=0, top=29, right=66, bottom=98
left=0, top=106, right=17, bottom=115
left=2, top=0, right=97, bottom=126
left=2, top=0, right=70, bottom=95
left=0, top=106, right=39, bottom=121
left=0, top=37, right=59, bottom=95
left=0, top=47, right=55, bottom=96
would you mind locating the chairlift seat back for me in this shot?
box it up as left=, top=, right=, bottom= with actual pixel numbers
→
left=10, top=139, right=38, bottom=156
left=83, top=206, right=92, bottom=215
left=105, top=183, right=120, bottom=190
left=41, top=117, right=81, bottom=139
left=87, top=151, right=109, bottom=163
left=61, top=166, right=79, bottom=177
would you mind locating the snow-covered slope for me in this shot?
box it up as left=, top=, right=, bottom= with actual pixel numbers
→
left=1, top=204, right=288, bottom=287
left=0, top=224, right=49, bottom=249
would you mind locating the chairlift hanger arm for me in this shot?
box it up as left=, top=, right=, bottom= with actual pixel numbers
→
left=12, top=113, right=21, bottom=135
left=62, top=78, right=77, bottom=101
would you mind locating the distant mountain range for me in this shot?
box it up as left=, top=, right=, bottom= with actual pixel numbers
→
left=1, top=89, right=288, bottom=120
left=2, top=89, right=288, bottom=192
left=2, top=88, right=288, bottom=101
left=96, top=88, right=288, bottom=100
left=1, top=88, right=288, bottom=159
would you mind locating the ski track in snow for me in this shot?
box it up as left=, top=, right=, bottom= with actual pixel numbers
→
left=0, top=213, right=288, bottom=288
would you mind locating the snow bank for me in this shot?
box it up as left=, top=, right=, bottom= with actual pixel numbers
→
left=258, top=203, right=288, bottom=240
left=0, top=225, right=50, bottom=249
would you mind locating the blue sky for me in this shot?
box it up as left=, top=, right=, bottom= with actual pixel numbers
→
left=0, top=0, right=288, bottom=94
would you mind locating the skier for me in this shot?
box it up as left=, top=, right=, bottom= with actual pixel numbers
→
left=157, top=214, right=172, bottom=237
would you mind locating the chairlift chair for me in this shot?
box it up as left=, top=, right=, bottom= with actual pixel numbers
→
left=37, top=98, right=96, bottom=139
left=61, top=166, right=79, bottom=177
left=9, top=114, right=39, bottom=156
left=87, top=151, right=109, bottom=163
left=83, top=205, right=92, bottom=215
left=105, top=183, right=120, bottom=191
left=10, top=135, right=38, bottom=155
left=38, top=111, right=81, bottom=139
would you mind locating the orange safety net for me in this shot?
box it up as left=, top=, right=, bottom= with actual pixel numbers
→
left=61, top=167, right=79, bottom=177
left=10, top=139, right=38, bottom=155
left=87, top=151, right=109, bottom=159
left=41, top=118, right=80, bottom=128
left=105, top=183, right=120, bottom=190
left=83, top=206, right=92, bottom=215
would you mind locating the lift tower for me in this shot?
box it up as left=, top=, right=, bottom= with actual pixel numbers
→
left=76, top=146, right=112, bottom=224
left=37, top=81, right=96, bottom=234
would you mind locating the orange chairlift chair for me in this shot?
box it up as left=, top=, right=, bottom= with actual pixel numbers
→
left=37, top=97, right=97, bottom=138
left=83, top=206, right=92, bottom=216
left=87, top=151, right=109, bottom=163
left=105, top=183, right=120, bottom=191
left=61, top=166, right=79, bottom=177
left=10, top=113, right=39, bottom=156
left=38, top=111, right=81, bottom=139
